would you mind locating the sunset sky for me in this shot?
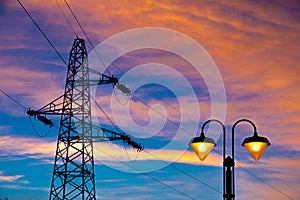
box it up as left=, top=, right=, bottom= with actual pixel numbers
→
left=0, top=0, right=300, bottom=199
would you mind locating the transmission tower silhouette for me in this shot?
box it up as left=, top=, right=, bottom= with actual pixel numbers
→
left=27, top=38, right=142, bottom=199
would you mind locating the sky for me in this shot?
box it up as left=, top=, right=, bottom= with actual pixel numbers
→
left=0, top=0, right=300, bottom=199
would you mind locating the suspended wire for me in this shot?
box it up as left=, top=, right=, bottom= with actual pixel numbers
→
left=237, top=152, right=300, bottom=196
left=0, top=89, right=27, bottom=110
left=249, top=159, right=300, bottom=194
left=91, top=96, right=123, bottom=134
left=211, top=147, right=297, bottom=200
left=132, top=92, right=298, bottom=199
left=91, top=95, right=141, bottom=161
left=29, top=117, right=52, bottom=137
left=113, top=87, right=131, bottom=105
left=93, top=145, right=197, bottom=200
left=54, top=0, right=77, bottom=36
left=0, top=88, right=55, bottom=137
left=16, top=1, right=295, bottom=197
left=2, top=77, right=292, bottom=199
left=143, top=149, right=222, bottom=195
left=123, top=141, right=141, bottom=162
left=57, top=3, right=213, bottom=188
left=91, top=93, right=222, bottom=195
left=91, top=67, right=296, bottom=198
left=11, top=2, right=197, bottom=197
left=62, top=0, right=136, bottom=79
left=131, top=94, right=193, bottom=136
left=0, top=88, right=55, bottom=138
left=238, top=163, right=296, bottom=200
left=132, top=93, right=297, bottom=199
left=16, top=0, right=68, bottom=66
left=63, top=0, right=112, bottom=76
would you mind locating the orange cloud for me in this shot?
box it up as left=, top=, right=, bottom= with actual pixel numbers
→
left=1, top=1, right=299, bottom=198
left=0, top=134, right=56, bottom=159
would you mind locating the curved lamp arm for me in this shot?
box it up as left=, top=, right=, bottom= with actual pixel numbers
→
left=230, top=118, right=258, bottom=199
left=201, top=119, right=226, bottom=159
left=232, top=118, right=258, bottom=161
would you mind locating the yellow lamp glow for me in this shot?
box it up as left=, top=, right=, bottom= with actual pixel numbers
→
left=242, top=135, right=271, bottom=161
left=189, top=135, right=216, bottom=161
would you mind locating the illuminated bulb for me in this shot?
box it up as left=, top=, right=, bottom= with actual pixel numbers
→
left=189, top=136, right=216, bottom=161
left=243, top=142, right=269, bottom=161
left=251, top=143, right=260, bottom=151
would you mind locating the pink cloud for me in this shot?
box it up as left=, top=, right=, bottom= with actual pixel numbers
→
left=1, top=1, right=299, bottom=199
left=0, top=135, right=56, bottom=159
left=0, top=171, right=23, bottom=182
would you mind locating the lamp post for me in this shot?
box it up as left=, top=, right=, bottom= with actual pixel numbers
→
left=189, top=119, right=271, bottom=200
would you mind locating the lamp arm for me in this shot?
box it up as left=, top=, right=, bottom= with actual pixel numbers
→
left=201, top=119, right=226, bottom=157
left=201, top=119, right=226, bottom=199
left=232, top=118, right=258, bottom=161
left=231, top=118, right=257, bottom=200
left=201, top=119, right=226, bottom=136
left=232, top=119, right=257, bottom=136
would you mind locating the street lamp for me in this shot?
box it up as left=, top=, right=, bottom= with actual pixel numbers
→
left=189, top=119, right=271, bottom=200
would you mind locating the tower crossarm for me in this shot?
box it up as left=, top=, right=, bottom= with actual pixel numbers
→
left=26, top=70, right=130, bottom=118
left=88, top=68, right=119, bottom=86
left=90, top=124, right=143, bottom=152
left=26, top=94, right=66, bottom=117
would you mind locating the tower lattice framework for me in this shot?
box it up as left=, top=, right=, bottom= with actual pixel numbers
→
left=26, top=38, right=143, bottom=200
left=49, top=38, right=95, bottom=200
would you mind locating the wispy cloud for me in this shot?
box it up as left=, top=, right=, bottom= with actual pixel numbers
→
left=0, top=171, right=23, bottom=182
left=1, top=0, right=299, bottom=199
left=0, top=135, right=55, bottom=160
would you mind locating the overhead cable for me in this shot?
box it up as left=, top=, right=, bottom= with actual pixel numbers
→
left=63, top=0, right=112, bottom=76
left=0, top=89, right=26, bottom=110
left=93, top=145, right=198, bottom=200
left=16, top=0, right=68, bottom=66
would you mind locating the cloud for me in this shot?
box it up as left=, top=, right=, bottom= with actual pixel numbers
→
left=0, top=171, right=23, bottom=182
left=1, top=1, right=299, bottom=199
left=0, top=135, right=55, bottom=160
left=0, top=65, right=64, bottom=116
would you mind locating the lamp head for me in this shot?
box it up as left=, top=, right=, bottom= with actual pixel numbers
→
left=242, top=133, right=271, bottom=161
left=189, top=134, right=216, bottom=161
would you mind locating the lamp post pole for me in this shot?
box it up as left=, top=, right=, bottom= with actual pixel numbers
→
left=200, top=119, right=228, bottom=199
left=200, top=119, right=235, bottom=200
left=189, top=119, right=271, bottom=200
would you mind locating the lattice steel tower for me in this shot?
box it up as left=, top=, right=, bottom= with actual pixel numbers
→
left=27, top=38, right=142, bottom=200
left=49, top=38, right=95, bottom=199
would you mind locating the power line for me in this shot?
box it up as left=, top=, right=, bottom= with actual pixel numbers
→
left=89, top=53, right=297, bottom=199
left=29, top=117, right=52, bottom=137
left=212, top=148, right=297, bottom=200
left=55, top=0, right=77, bottom=36
left=92, top=93, right=223, bottom=196
left=0, top=89, right=26, bottom=110
left=91, top=96, right=123, bottom=134
left=235, top=153, right=298, bottom=199
left=0, top=88, right=57, bottom=137
left=16, top=1, right=296, bottom=198
left=93, top=145, right=197, bottom=200
left=143, top=149, right=222, bottom=195
left=16, top=0, right=68, bottom=66
left=13, top=2, right=198, bottom=197
left=131, top=93, right=298, bottom=199
left=238, top=163, right=296, bottom=200
left=63, top=0, right=112, bottom=76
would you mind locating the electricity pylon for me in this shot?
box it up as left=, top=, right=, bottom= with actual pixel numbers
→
left=27, top=38, right=142, bottom=199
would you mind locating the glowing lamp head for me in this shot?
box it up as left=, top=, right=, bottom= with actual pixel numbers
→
left=242, top=134, right=271, bottom=161
left=189, top=135, right=216, bottom=161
